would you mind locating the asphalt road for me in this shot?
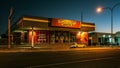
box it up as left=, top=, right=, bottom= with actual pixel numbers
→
left=0, top=48, right=120, bottom=68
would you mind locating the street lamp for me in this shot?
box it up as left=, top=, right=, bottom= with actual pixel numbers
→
left=96, top=3, right=120, bottom=44
left=96, top=6, right=103, bottom=13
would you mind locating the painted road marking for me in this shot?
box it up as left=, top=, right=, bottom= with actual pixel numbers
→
left=27, top=57, right=114, bottom=68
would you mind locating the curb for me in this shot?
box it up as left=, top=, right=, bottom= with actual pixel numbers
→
left=0, top=47, right=120, bottom=53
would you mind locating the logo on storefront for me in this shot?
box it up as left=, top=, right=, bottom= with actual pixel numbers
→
left=51, top=18, right=81, bottom=28
left=58, top=19, right=76, bottom=27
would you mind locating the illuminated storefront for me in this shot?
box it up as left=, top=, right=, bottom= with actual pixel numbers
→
left=11, top=16, right=95, bottom=46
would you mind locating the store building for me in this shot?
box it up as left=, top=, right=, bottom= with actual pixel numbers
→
left=115, top=31, right=120, bottom=45
left=88, top=32, right=119, bottom=46
left=11, top=15, right=95, bottom=47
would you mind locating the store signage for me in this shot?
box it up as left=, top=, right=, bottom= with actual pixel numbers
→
left=51, top=18, right=81, bottom=28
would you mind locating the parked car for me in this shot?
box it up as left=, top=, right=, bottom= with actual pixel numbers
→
left=70, top=42, right=87, bottom=48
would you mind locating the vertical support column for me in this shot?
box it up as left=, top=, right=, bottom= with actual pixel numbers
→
left=31, top=26, right=34, bottom=48
left=47, top=31, right=49, bottom=44
left=8, top=17, right=11, bottom=48
left=54, top=31, right=55, bottom=44
left=11, top=34, right=13, bottom=45
left=48, top=31, right=50, bottom=44
left=21, top=31, right=24, bottom=44
left=69, top=32, right=70, bottom=44
left=101, top=37, right=102, bottom=45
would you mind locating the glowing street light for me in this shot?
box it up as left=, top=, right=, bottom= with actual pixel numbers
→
left=96, top=3, right=120, bottom=44
left=96, top=7, right=103, bottom=13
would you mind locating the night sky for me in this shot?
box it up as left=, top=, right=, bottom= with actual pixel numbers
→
left=0, top=0, right=120, bottom=35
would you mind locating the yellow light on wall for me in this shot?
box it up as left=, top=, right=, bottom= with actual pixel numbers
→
left=81, top=24, right=95, bottom=27
left=77, top=31, right=81, bottom=36
left=29, top=31, right=36, bottom=36
left=23, top=17, right=49, bottom=23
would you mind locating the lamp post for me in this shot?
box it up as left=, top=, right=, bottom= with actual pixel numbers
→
left=96, top=3, right=120, bottom=44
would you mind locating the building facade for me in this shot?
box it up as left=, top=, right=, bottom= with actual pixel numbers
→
left=11, top=16, right=95, bottom=47
left=115, top=31, right=120, bottom=45
left=89, top=32, right=120, bottom=46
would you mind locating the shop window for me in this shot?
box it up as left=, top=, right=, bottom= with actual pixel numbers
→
left=98, top=37, right=101, bottom=43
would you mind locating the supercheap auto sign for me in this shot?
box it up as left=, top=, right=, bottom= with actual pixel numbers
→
left=51, top=18, right=81, bottom=28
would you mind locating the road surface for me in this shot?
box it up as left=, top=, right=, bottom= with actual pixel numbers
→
left=0, top=48, right=120, bottom=68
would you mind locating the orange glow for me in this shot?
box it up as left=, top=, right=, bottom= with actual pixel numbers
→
left=80, top=32, right=88, bottom=45
left=81, top=24, right=95, bottom=27
left=76, top=31, right=81, bottom=39
left=52, top=18, right=81, bottom=28
left=76, top=32, right=88, bottom=45
left=29, top=31, right=36, bottom=36
left=81, top=32, right=84, bottom=37
left=29, top=31, right=36, bottom=44
left=77, top=31, right=81, bottom=36
left=23, top=17, right=49, bottom=23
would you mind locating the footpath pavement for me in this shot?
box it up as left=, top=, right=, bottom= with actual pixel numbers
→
left=0, top=46, right=120, bottom=52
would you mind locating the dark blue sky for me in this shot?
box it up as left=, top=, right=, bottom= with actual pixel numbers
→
left=0, top=0, right=120, bottom=35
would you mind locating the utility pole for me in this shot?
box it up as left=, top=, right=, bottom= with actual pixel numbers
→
left=81, top=12, right=83, bottom=22
left=8, top=7, right=13, bottom=48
